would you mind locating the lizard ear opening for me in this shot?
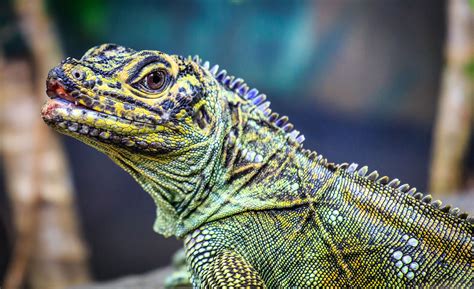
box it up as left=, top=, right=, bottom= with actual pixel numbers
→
left=193, top=105, right=211, bottom=130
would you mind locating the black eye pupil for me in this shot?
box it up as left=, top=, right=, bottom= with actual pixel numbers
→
left=152, top=74, right=160, bottom=84
left=146, top=71, right=165, bottom=90
left=139, top=70, right=167, bottom=92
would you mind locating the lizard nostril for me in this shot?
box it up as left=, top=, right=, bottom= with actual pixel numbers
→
left=72, top=69, right=85, bottom=81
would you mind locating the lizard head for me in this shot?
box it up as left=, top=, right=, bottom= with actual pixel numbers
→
left=42, top=44, right=230, bottom=236
left=42, top=43, right=221, bottom=155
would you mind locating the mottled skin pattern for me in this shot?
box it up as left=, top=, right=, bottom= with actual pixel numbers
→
left=41, top=44, right=473, bottom=288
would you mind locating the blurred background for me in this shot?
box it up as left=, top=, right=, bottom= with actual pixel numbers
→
left=0, top=0, right=473, bottom=288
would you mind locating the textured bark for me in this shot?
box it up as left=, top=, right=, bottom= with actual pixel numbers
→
left=0, top=0, right=91, bottom=288
left=429, top=0, right=474, bottom=195
left=0, top=58, right=39, bottom=289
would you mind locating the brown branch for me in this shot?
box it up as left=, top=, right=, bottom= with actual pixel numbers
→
left=1, top=0, right=91, bottom=288
left=0, top=54, right=41, bottom=289
left=429, top=0, right=474, bottom=195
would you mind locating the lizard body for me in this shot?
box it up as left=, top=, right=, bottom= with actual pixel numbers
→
left=41, top=44, right=473, bottom=287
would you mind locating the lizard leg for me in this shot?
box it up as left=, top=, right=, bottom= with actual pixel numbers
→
left=200, top=250, right=266, bottom=288
left=164, top=247, right=192, bottom=289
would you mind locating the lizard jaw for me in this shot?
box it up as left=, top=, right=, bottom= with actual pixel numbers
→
left=41, top=79, right=160, bottom=151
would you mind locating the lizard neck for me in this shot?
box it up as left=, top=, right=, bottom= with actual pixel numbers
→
left=109, top=87, right=335, bottom=238
left=175, top=93, right=336, bottom=237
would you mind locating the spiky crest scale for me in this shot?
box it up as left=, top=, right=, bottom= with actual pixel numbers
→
left=191, top=54, right=474, bottom=226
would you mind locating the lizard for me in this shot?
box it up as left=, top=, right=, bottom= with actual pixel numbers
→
left=41, top=44, right=473, bottom=288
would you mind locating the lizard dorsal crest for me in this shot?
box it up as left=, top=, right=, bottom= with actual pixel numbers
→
left=193, top=55, right=473, bottom=227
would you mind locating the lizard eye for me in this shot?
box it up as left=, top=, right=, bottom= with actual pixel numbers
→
left=140, top=70, right=167, bottom=92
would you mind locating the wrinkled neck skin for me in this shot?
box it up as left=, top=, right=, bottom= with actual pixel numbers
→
left=106, top=86, right=335, bottom=238
left=186, top=91, right=337, bottom=237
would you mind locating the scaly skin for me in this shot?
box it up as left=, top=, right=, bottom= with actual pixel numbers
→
left=41, top=44, right=473, bottom=287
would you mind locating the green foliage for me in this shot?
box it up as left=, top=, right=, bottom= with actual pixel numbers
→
left=466, top=58, right=474, bottom=79
left=77, top=0, right=107, bottom=36
left=47, top=0, right=107, bottom=38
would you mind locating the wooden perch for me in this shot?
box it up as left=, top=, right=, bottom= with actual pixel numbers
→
left=0, top=0, right=91, bottom=288
left=429, top=0, right=474, bottom=195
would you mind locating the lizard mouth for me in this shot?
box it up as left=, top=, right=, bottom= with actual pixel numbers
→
left=41, top=76, right=158, bottom=149
left=46, top=78, right=86, bottom=107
